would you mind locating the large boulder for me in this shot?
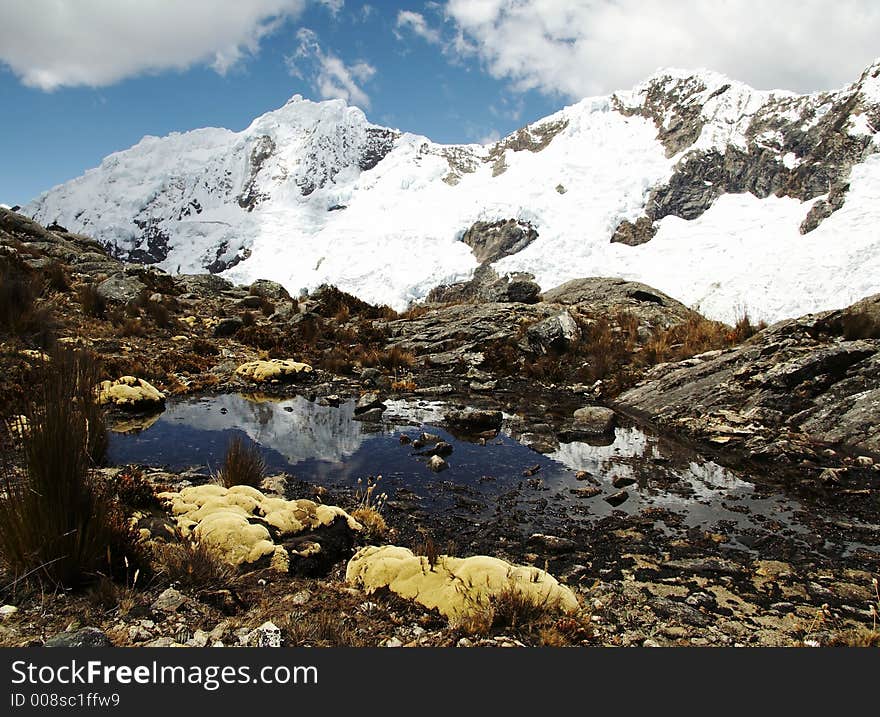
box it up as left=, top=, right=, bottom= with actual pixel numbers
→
left=445, top=408, right=503, bottom=434
left=527, top=310, right=581, bottom=351
left=571, top=406, right=616, bottom=435
left=248, top=279, right=291, bottom=301
left=96, top=273, right=146, bottom=304
left=175, top=273, right=235, bottom=298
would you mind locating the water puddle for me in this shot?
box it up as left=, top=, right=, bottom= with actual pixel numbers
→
left=107, top=393, right=873, bottom=556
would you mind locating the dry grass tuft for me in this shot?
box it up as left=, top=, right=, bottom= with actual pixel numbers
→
left=0, top=347, right=137, bottom=589
left=154, top=536, right=236, bottom=591
left=351, top=475, right=388, bottom=541
left=215, top=436, right=266, bottom=489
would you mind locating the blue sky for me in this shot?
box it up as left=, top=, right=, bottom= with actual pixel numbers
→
left=1, top=0, right=878, bottom=207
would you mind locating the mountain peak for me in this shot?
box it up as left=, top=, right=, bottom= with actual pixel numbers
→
left=22, top=62, right=880, bottom=324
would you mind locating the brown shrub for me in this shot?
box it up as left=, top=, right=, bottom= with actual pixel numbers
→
left=215, top=436, right=265, bottom=489
left=154, top=536, right=235, bottom=590
left=0, top=347, right=137, bottom=589
left=0, top=257, right=56, bottom=348
left=77, top=283, right=106, bottom=318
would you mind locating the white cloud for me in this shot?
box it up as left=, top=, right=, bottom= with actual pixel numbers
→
left=0, top=0, right=315, bottom=90
left=288, top=28, right=376, bottom=107
left=395, top=10, right=442, bottom=44
left=442, top=0, right=880, bottom=97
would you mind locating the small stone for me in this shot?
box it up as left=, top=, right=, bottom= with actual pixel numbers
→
left=384, top=637, right=403, bottom=648
left=642, top=638, right=661, bottom=648
left=571, top=406, right=616, bottom=435
left=427, top=441, right=453, bottom=457
left=456, top=637, right=473, bottom=648
left=355, top=392, right=385, bottom=414
left=528, top=533, right=577, bottom=553
left=253, top=621, right=282, bottom=648
left=291, top=590, right=311, bottom=606
left=612, top=475, right=637, bottom=489
left=570, top=486, right=601, bottom=498
left=0, top=605, right=18, bottom=619
left=604, top=490, right=630, bottom=507
left=427, top=455, right=448, bottom=472
left=187, top=630, right=210, bottom=648
left=209, top=622, right=230, bottom=642
left=152, top=587, right=186, bottom=613
left=444, top=408, right=503, bottom=433
left=353, top=407, right=384, bottom=422
left=144, top=637, right=178, bottom=647
left=128, top=625, right=153, bottom=643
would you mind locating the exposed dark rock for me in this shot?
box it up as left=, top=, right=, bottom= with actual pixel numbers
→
left=486, top=117, right=570, bottom=177
left=248, top=279, right=291, bottom=301
left=617, top=294, right=880, bottom=455
left=130, top=217, right=171, bottom=264
left=800, top=183, right=849, bottom=234
left=571, top=406, right=616, bottom=435
left=445, top=409, right=503, bottom=434
left=238, top=135, right=275, bottom=211
left=426, top=265, right=540, bottom=305
left=213, top=317, right=244, bottom=338
left=45, top=627, right=113, bottom=648
left=527, top=310, right=581, bottom=352
left=96, top=273, right=147, bottom=304
left=359, top=128, right=398, bottom=171
left=604, top=490, right=630, bottom=507
left=461, top=218, right=538, bottom=264
left=612, top=65, right=880, bottom=241
left=611, top=217, right=657, bottom=246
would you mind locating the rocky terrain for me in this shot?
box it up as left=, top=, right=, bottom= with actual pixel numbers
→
left=0, top=206, right=878, bottom=649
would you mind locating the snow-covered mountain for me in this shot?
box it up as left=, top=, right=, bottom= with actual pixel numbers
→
left=25, top=60, right=880, bottom=323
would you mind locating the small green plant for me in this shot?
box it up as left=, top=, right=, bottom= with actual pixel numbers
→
left=215, top=436, right=265, bottom=488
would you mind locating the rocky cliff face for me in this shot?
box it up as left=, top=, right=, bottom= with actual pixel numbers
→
left=22, top=61, right=880, bottom=323
left=613, top=60, right=880, bottom=237
left=616, top=295, right=880, bottom=461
